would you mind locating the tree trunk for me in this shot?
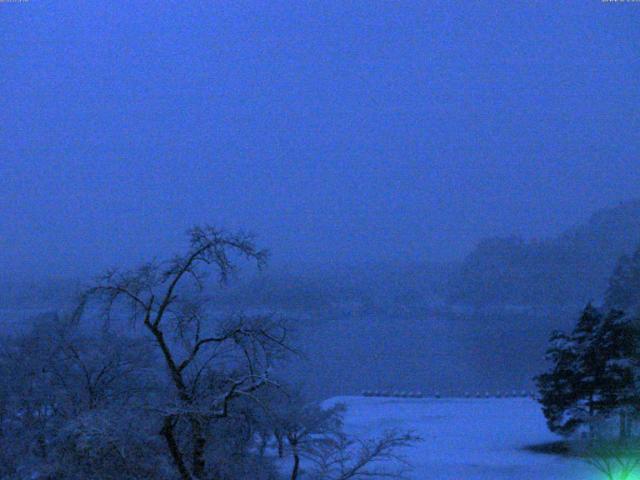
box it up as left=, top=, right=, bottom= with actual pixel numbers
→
left=190, top=417, right=207, bottom=480
left=161, top=417, right=192, bottom=480
left=290, top=448, right=300, bottom=480
left=619, top=410, right=627, bottom=440
left=148, top=323, right=203, bottom=479
left=588, top=395, right=595, bottom=442
left=37, top=433, right=47, bottom=460
left=276, top=432, right=284, bottom=458
left=259, top=433, right=268, bottom=457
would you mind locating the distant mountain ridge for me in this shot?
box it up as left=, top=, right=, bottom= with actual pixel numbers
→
left=447, top=199, right=640, bottom=307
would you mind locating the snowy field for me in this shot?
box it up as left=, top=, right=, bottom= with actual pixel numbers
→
left=324, top=396, right=593, bottom=480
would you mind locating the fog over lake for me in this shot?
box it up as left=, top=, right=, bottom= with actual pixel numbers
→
left=1, top=2, right=639, bottom=478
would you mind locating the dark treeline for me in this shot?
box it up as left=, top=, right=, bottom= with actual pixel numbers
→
left=447, top=199, right=640, bottom=307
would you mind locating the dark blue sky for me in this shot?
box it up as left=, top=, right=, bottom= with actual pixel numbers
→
left=1, top=1, right=639, bottom=277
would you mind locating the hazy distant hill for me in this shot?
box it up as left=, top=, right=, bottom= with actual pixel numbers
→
left=5, top=199, right=640, bottom=317
left=447, top=199, right=640, bottom=307
left=0, top=260, right=453, bottom=327
left=207, top=261, right=453, bottom=318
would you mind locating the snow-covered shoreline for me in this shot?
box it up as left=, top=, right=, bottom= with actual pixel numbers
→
left=321, top=396, right=592, bottom=480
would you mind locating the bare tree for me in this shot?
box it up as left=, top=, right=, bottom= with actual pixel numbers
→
left=255, top=386, right=420, bottom=480
left=265, top=391, right=345, bottom=480
left=76, top=226, right=293, bottom=480
left=306, top=429, right=420, bottom=480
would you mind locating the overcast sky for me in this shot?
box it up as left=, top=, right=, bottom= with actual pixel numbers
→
left=1, top=1, right=639, bottom=278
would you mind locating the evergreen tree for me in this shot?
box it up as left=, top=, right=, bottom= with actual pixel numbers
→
left=596, top=310, right=640, bottom=438
left=536, top=304, right=640, bottom=439
left=574, top=304, right=607, bottom=428
left=535, top=329, right=581, bottom=435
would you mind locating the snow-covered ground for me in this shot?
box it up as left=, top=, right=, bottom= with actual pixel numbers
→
left=324, top=396, right=593, bottom=480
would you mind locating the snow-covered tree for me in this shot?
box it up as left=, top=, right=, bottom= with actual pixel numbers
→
left=76, top=226, right=294, bottom=480
left=536, top=304, right=640, bottom=439
left=535, top=328, right=582, bottom=435
left=0, top=315, right=166, bottom=479
left=596, top=311, right=640, bottom=438
left=0, top=227, right=422, bottom=480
